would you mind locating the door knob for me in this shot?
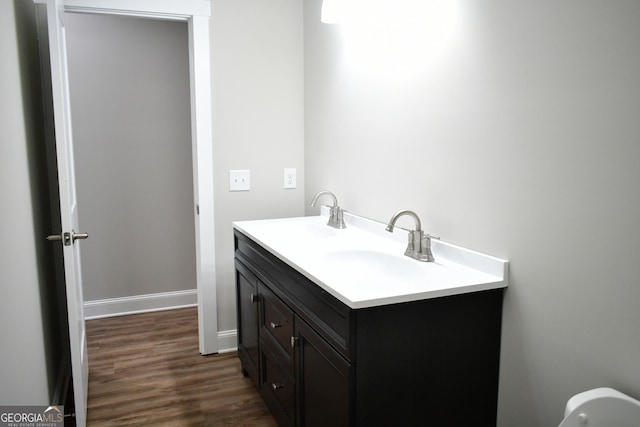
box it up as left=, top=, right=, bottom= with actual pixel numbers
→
left=47, top=231, right=89, bottom=246
left=72, top=231, right=89, bottom=242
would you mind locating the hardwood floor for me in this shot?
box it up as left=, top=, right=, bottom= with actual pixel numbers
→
left=86, top=307, right=277, bottom=426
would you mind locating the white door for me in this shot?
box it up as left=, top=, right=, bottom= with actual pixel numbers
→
left=40, top=0, right=89, bottom=424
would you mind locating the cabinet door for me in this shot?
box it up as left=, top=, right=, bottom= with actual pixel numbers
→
left=235, top=260, right=260, bottom=388
left=295, top=318, right=352, bottom=427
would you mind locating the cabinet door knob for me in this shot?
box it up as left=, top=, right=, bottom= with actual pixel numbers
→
left=270, top=321, right=282, bottom=329
left=250, top=293, right=259, bottom=303
left=271, top=382, right=285, bottom=391
left=290, top=336, right=298, bottom=349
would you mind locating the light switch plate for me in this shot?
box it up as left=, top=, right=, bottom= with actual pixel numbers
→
left=229, top=170, right=250, bottom=191
left=284, top=168, right=296, bottom=189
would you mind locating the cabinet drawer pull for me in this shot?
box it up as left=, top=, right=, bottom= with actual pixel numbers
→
left=271, top=382, right=285, bottom=390
left=270, top=321, right=282, bottom=329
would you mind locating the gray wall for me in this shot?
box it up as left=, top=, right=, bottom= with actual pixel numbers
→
left=211, top=0, right=305, bottom=332
left=65, top=13, right=196, bottom=301
left=304, top=0, right=640, bottom=425
left=0, top=0, right=64, bottom=404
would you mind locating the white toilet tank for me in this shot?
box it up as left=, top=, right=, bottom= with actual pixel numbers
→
left=559, top=387, right=640, bottom=427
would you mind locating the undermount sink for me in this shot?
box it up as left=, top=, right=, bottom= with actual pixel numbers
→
left=256, top=218, right=338, bottom=240
left=283, top=221, right=338, bottom=239
left=320, top=249, right=429, bottom=279
left=315, top=249, right=452, bottom=296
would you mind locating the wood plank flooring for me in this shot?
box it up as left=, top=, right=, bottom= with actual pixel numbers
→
left=86, top=307, right=277, bottom=426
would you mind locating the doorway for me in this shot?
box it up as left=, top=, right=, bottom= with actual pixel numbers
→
left=50, top=0, right=218, bottom=356
left=65, top=13, right=197, bottom=317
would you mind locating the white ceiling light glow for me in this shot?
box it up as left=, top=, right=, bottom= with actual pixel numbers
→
left=323, top=0, right=463, bottom=78
left=321, top=0, right=343, bottom=24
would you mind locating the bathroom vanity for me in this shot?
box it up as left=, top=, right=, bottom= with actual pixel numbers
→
left=234, top=211, right=508, bottom=426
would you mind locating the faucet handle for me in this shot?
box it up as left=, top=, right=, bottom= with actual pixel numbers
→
left=418, top=233, right=437, bottom=262
left=328, top=205, right=347, bottom=229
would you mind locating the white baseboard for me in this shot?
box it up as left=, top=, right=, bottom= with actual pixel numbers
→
left=84, top=289, right=198, bottom=320
left=217, top=329, right=238, bottom=354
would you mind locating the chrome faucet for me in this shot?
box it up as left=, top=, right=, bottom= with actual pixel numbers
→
left=310, top=190, right=346, bottom=229
left=386, top=210, right=438, bottom=262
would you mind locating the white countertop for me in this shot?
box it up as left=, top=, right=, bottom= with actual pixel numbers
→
left=233, top=209, right=508, bottom=309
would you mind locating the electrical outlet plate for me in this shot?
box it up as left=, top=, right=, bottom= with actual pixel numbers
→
left=229, top=170, right=250, bottom=191
left=284, top=168, right=296, bottom=189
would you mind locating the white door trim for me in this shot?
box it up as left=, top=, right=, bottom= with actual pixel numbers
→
left=40, top=0, right=218, bottom=355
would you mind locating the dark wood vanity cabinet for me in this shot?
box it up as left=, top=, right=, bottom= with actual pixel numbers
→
left=234, top=229, right=504, bottom=427
left=235, top=260, right=260, bottom=389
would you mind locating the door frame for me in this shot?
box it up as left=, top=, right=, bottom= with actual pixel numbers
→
left=42, top=0, right=218, bottom=355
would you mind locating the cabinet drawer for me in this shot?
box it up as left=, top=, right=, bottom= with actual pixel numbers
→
left=260, top=339, right=295, bottom=426
left=259, top=283, right=294, bottom=367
